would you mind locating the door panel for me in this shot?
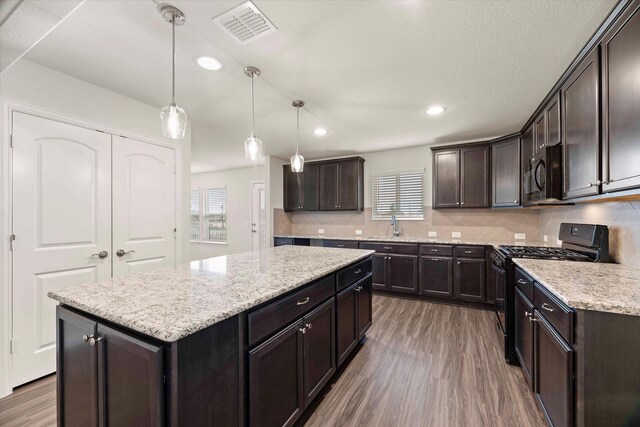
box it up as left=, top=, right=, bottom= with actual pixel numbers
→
left=460, top=146, right=490, bottom=208
left=370, top=254, right=387, bottom=290
left=319, top=163, right=338, bottom=210
left=546, top=92, right=562, bottom=147
left=492, top=137, right=520, bottom=207
left=337, top=160, right=359, bottom=210
left=112, top=136, right=175, bottom=277
left=12, top=112, right=112, bottom=387
left=284, top=166, right=302, bottom=211
left=356, top=278, right=372, bottom=339
left=302, top=164, right=319, bottom=210
left=433, top=150, right=460, bottom=208
left=534, top=113, right=546, bottom=153
left=303, top=299, right=335, bottom=406
left=336, top=285, right=358, bottom=366
left=420, top=256, right=453, bottom=297
left=387, top=255, right=418, bottom=294
left=454, top=258, right=486, bottom=301
left=515, top=288, right=535, bottom=390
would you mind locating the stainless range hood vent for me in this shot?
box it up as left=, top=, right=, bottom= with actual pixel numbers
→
left=212, top=1, right=277, bottom=45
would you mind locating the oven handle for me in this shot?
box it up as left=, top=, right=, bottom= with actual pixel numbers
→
left=534, top=160, right=545, bottom=191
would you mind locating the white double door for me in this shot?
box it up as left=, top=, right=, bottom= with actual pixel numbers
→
left=11, top=112, right=176, bottom=387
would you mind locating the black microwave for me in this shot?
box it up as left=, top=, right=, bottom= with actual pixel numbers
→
left=522, top=144, right=563, bottom=205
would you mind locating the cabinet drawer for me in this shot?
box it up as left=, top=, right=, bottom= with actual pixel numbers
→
left=515, top=267, right=534, bottom=301
left=534, top=282, right=574, bottom=344
left=274, top=237, right=294, bottom=246
left=454, top=246, right=486, bottom=258
left=323, top=240, right=359, bottom=249
left=248, top=275, right=335, bottom=346
left=420, top=245, right=453, bottom=256
left=359, top=242, right=418, bottom=255
left=336, top=258, right=372, bottom=292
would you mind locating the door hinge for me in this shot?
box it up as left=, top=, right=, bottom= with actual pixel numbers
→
left=174, top=228, right=177, bottom=239
left=9, top=134, right=13, bottom=148
left=9, top=339, right=14, bottom=354
left=9, top=234, right=15, bottom=251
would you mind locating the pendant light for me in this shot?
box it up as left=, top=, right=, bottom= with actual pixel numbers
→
left=159, top=4, right=187, bottom=140
left=290, top=100, right=305, bottom=173
left=244, top=66, right=263, bottom=160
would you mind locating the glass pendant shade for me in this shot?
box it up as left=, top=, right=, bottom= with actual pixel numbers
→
left=290, top=152, right=304, bottom=172
left=245, top=135, right=263, bottom=161
left=160, top=103, right=187, bottom=140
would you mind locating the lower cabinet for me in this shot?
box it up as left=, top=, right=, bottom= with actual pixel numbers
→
left=370, top=254, right=418, bottom=294
left=454, top=258, right=486, bottom=301
left=57, top=307, right=164, bottom=427
left=337, top=277, right=372, bottom=366
left=515, top=288, right=535, bottom=389
left=419, top=256, right=453, bottom=297
left=250, top=299, right=336, bottom=427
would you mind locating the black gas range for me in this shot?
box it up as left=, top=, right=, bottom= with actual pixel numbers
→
left=492, top=223, right=609, bottom=364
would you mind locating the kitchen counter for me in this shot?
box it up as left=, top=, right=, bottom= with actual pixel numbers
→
left=513, top=258, right=640, bottom=316
left=274, top=234, right=555, bottom=248
left=49, top=245, right=374, bottom=341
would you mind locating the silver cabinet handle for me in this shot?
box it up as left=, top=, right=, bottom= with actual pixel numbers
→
left=82, top=334, right=90, bottom=342
left=299, top=327, right=306, bottom=335
left=461, top=202, right=465, bottom=205
left=337, top=244, right=345, bottom=247
left=82, top=334, right=102, bottom=346
left=541, top=302, right=555, bottom=312
left=354, top=269, right=362, bottom=274
left=525, top=311, right=532, bottom=322
left=431, top=249, right=439, bottom=252
left=116, top=249, right=135, bottom=257
left=297, top=297, right=310, bottom=306
left=305, top=323, right=312, bottom=330
left=90, top=251, right=108, bottom=259
left=464, top=250, right=473, bottom=254
left=355, top=286, right=363, bottom=292
left=383, top=246, right=393, bottom=250
left=517, top=279, right=527, bottom=285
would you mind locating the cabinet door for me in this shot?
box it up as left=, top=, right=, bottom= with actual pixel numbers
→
left=535, top=311, right=574, bottom=427
left=319, top=163, right=338, bottom=210
left=521, top=126, right=535, bottom=204
left=371, top=253, right=388, bottom=291
left=303, top=299, right=335, bottom=406
left=337, top=160, right=360, bottom=210
left=514, top=288, right=535, bottom=390
left=284, top=166, right=303, bottom=211
left=433, top=150, right=460, bottom=208
left=492, top=137, right=521, bottom=207
left=301, top=164, right=320, bottom=210
left=57, top=307, right=99, bottom=427
left=534, top=113, right=546, bottom=153
left=97, top=325, right=164, bottom=427
left=454, top=258, right=486, bottom=301
left=545, top=92, right=562, bottom=147
left=387, top=254, right=418, bottom=294
left=460, top=145, right=490, bottom=208
left=420, top=256, right=453, bottom=298
left=336, top=285, right=358, bottom=366
left=601, top=2, right=640, bottom=193
left=562, top=48, right=601, bottom=199
left=356, top=278, right=372, bottom=339
left=250, top=320, right=304, bottom=427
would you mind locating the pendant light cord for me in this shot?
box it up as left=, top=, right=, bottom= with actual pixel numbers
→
left=171, top=15, right=176, bottom=104
left=296, top=106, right=300, bottom=154
left=251, top=75, right=255, bottom=136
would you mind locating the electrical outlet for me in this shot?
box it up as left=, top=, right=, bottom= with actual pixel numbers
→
left=557, top=238, right=563, bottom=245
left=428, top=231, right=437, bottom=237
left=355, top=230, right=363, bottom=235
left=318, top=229, right=325, bottom=234
left=543, top=235, right=548, bottom=242
left=515, top=233, right=526, bottom=240
left=452, top=232, right=461, bottom=238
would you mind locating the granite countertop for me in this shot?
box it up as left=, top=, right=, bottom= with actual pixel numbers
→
left=48, top=246, right=374, bottom=342
left=274, top=234, right=555, bottom=248
left=513, top=259, right=640, bottom=316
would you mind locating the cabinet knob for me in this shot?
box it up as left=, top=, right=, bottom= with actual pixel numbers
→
left=355, top=286, right=363, bottom=293
left=305, top=323, right=312, bottom=330
left=461, top=202, right=464, bottom=205
left=299, top=327, right=306, bottom=335
left=457, top=261, right=461, bottom=264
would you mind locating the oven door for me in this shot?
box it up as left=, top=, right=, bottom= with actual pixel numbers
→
left=492, top=261, right=506, bottom=333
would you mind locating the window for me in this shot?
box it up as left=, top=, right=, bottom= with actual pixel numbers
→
left=371, top=170, right=424, bottom=219
left=191, top=187, right=227, bottom=243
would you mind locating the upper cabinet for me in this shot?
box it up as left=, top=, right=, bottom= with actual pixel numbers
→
left=492, top=136, right=521, bottom=207
left=545, top=92, right=562, bottom=147
left=533, top=113, right=546, bottom=155
left=562, top=48, right=601, bottom=199
left=285, top=157, right=364, bottom=212
left=601, top=0, right=640, bottom=193
left=432, top=144, right=490, bottom=209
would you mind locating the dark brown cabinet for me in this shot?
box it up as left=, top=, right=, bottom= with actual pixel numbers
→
left=454, top=258, right=486, bottom=301
left=284, top=164, right=319, bottom=211
left=562, top=48, right=601, bottom=199
left=370, top=253, right=387, bottom=290
left=514, top=288, right=535, bottom=390
left=56, top=307, right=164, bottom=427
left=368, top=253, right=417, bottom=294
left=545, top=92, right=562, bottom=147
left=319, top=158, right=364, bottom=211
left=533, top=113, right=546, bottom=154
left=491, top=136, right=521, bottom=207
left=337, top=277, right=372, bottom=366
left=419, top=256, right=453, bottom=297
left=302, top=299, right=336, bottom=406
left=356, top=278, right=372, bottom=339
left=601, top=0, right=640, bottom=193
left=432, top=144, right=490, bottom=209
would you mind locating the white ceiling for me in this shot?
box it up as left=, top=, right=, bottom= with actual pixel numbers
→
left=19, top=0, right=615, bottom=173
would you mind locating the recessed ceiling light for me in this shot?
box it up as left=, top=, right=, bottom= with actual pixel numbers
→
left=426, top=106, right=445, bottom=116
left=314, top=128, right=327, bottom=136
left=197, top=56, right=223, bottom=71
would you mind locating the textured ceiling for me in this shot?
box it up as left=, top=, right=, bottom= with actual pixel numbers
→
left=18, top=0, right=616, bottom=172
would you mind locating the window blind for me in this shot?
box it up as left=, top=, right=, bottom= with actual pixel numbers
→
left=371, top=170, right=424, bottom=219
left=190, top=190, right=200, bottom=241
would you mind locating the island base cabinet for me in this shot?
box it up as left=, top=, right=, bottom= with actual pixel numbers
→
left=514, top=288, right=535, bottom=390
left=337, top=277, right=372, bottom=366
left=303, top=300, right=336, bottom=406
left=356, top=278, right=372, bottom=339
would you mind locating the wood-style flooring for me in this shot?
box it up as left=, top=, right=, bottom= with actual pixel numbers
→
left=0, top=295, right=545, bottom=426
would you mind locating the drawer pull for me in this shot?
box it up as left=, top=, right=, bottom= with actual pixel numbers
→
left=464, top=250, right=473, bottom=254
left=517, top=279, right=528, bottom=285
left=431, top=249, right=439, bottom=252
left=354, top=269, right=362, bottom=274
left=383, top=246, right=393, bottom=250
left=297, top=297, right=310, bottom=306
left=541, top=303, right=555, bottom=312
left=337, top=244, right=345, bottom=247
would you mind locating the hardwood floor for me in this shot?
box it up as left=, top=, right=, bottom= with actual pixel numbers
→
left=0, top=295, right=545, bottom=426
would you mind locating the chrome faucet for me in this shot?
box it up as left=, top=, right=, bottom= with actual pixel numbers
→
left=391, top=214, right=400, bottom=238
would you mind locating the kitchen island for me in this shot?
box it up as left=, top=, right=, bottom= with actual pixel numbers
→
left=48, top=245, right=374, bottom=427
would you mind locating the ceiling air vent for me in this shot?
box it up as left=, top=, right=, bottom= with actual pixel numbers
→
left=213, top=1, right=277, bottom=45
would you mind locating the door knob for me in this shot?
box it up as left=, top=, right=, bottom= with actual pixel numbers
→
left=116, top=249, right=135, bottom=257
left=91, top=251, right=108, bottom=259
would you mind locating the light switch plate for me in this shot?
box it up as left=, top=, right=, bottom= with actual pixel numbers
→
left=515, top=233, right=526, bottom=240
left=543, top=235, right=548, bottom=242
left=428, top=231, right=437, bottom=237
left=355, top=230, right=363, bottom=235
left=452, top=232, right=461, bottom=238
left=318, top=229, right=325, bottom=234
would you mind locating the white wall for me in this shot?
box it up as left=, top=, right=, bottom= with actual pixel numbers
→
left=191, top=166, right=265, bottom=260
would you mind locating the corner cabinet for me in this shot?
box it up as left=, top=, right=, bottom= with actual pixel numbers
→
left=432, top=144, right=490, bottom=209
left=491, top=136, right=521, bottom=207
